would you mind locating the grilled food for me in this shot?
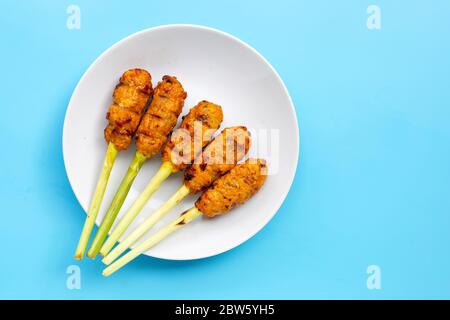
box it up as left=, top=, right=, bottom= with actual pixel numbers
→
left=136, top=75, right=187, bottom=157
left=162, top=100, right=224, bottom=172
left=102, top=159, right=267, bottom=276
left=196, top=159, right=267, bottom=217
left=104, top=69, right=153, bottom=150
left=74, top=68, right=153, bottom=260
left=184, top=126, right=251, bottom=193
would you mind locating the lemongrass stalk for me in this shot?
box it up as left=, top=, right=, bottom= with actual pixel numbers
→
left=102, top=185, right=190, bottom=265
left=99, top=161, right=174, bottom=256
left=74, top=142, right=118, bottom=260
left=103, top=207, right=201, bottom=276
left=87, top=151, right=147, bottom=258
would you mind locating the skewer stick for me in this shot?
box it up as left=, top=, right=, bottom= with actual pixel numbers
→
left=74, top=142, right=118, bottom=260
left=102, top=185, right=190, bottom=265
left=103, top=207, right=201, bottom=276
left=99, top=161, right=174, bottom=256
left=87, top=151, right=147, bottom=258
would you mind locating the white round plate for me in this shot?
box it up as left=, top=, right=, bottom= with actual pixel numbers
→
left=63, top=24, right=299, bottom=260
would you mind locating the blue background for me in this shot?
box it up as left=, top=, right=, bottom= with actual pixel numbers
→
left=1, top=0, right=449, bottom=299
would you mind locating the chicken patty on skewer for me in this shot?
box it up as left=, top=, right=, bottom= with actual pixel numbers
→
left=99, top=101, right=223, bottom=256
left=184, top=126, right=251, bottom=193
left=135, top=75, right=187, bottom=157
left=74, top=68, right=153, bottom=259
left=102, top=159, right=267, bottom=276
left=162, top=100, right=224, bottom=172
left=195, top=159, right=267, bottom=217
left=87, top=75, right=187, bottom=258
left=101, top=126, right=251, bottom=264
left=104, top=69, right=153, bottom=150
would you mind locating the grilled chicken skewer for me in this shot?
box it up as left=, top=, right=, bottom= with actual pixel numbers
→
left=99, top=101, right=223, bottom=256
left=102, top=159, right=267, bottom=276
left=102, top=126, right=251, bottom=264
left=87, top=76, right=187, bottom=258
left=74, top=69, right=153, bottom=260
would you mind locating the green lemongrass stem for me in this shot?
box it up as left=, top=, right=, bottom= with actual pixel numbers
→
left=103, top=207, right=201, bottom=276
left=74, top=142, right=119, bottom=260
left=99, top=161, right=174, bottom=257
left=102, top=184, right=190, bottom=265
left=87, top=151, right=147, bottom=258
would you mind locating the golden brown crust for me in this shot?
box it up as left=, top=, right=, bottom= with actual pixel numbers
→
left=195, top=159, right=267, bottom=218
left=104, top=69, right=153, bottom=150
left=135, top=75, right=187, bottom=157
left=162, top=101, right=223, bottom=172
left=184, top=126, right=251, bottom=194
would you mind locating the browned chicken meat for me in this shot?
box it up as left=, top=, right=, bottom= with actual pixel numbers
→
left=104, top=69, right=153, bottom=150
left=162, top=100, right=224, bottom=172
left=135, top=75, right=187, bottom=157
left=184, top=126, right=251, bottom=193
left=195, top=159, right=267, bottom=217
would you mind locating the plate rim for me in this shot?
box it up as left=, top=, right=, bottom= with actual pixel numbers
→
left=63, top=24, right=300, bottom=261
